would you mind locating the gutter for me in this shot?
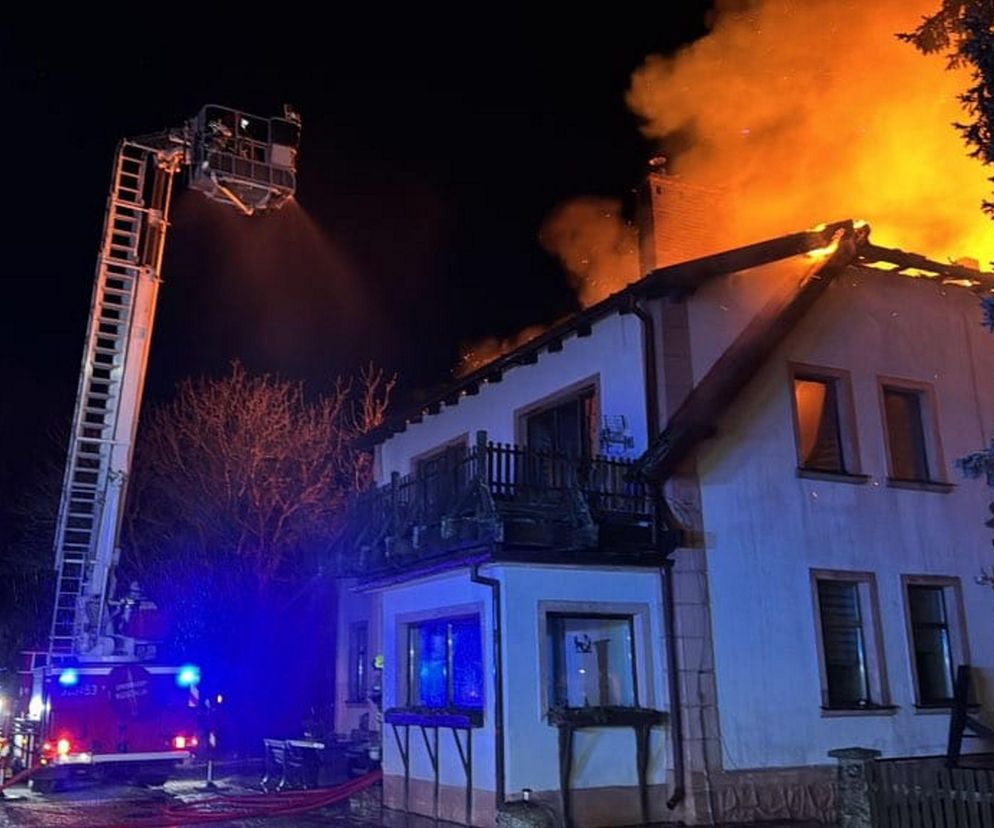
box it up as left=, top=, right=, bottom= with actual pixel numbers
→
left=470, top=563, right=505, bottom=808
left=628, top=298, right=686, bottom=810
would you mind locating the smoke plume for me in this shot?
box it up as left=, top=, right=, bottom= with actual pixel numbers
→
left=626, top=0, right=993, bottom=263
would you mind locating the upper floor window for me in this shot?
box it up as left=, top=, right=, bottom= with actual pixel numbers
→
left=791, top=367, right=859, bottom=475
left=407, top=614, right=483, bottom=710
left=525, top=387, right=597, bottom=459
left=413, top=437, right=468, bottom=513
left=882, top=385, right=936, bottom=483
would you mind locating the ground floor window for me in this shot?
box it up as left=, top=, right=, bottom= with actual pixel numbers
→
left=547, top=613, right=637, bottom=708
left=812, top=570, right=888, bottom=710
left=347, top=621, right=368, bottom=702
left=903, top=576, right=967, bottom=707
left=407, top=615, right=483, bottom=709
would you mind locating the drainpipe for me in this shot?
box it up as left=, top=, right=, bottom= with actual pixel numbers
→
left=628, top=296, right=686, bottom=810
left=470, top=563, right=505, bottom=807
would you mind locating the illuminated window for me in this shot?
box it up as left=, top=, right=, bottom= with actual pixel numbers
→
left=347, top=622, right=368, bottom=703
left=548, top=614, right=637, bottom=708
left=791, top=369, right=857, bottom=474
left=812, top=571, right=888, bottom=710
left=904, top=577, right=967, bottom=707
left=407, top=615, right=483, bottom=710
left=882, top=386, right=934, bottom=482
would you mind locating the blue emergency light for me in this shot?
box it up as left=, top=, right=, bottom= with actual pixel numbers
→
left=58, top=669, right=79, bottom=687
left=176, top=665, right=201, bottom=688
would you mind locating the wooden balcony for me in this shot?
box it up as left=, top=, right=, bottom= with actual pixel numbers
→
left=335, top=431, right=658, bottom=580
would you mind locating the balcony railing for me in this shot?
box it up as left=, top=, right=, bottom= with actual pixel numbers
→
left=337, top=431, right=653, bottom=575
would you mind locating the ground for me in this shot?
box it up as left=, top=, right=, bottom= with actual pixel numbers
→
left=0, top=761, right=823, bottom=827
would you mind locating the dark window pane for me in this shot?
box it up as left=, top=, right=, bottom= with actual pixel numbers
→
left=416, top=444, right=467, bottom=516
left=548, top=614, right=636, bottom=708
left=348, top=622, right=368, bottom=702
left=794, top=377, right=845, bottom=472
left=817, top=580, right=870, bottom=706
left=884, top=388, right=930, bottom=481
left=526, top=392, right=596, bottom=458
left=908, top=585, right=955, bottom=704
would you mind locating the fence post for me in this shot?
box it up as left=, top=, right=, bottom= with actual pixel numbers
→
left=828, top=747, right=881, bottom=828
left=476, top=431, right=488, bottom=482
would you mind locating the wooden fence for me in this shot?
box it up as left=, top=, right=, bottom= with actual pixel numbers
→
left=874, top=757, right=994, bottom=827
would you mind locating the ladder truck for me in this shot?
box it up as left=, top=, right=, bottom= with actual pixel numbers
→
left=12, top=105, right=301, bottom=791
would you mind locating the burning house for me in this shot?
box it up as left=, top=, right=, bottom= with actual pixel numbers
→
left=330, top=171, right=994, bottom=825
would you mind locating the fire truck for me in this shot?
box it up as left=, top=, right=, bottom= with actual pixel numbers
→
left=12, top=105, right=301, bottom=791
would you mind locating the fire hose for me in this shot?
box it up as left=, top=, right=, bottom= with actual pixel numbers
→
left=3, top=769, right=382, bottom=827
left=0, top=762, right=45, bottom=794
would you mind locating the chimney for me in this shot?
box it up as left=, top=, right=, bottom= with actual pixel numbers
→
left=637, top=158, right=732, bottom=273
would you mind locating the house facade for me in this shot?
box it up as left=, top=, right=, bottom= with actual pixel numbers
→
left=332, top=175, right=994, bottom=825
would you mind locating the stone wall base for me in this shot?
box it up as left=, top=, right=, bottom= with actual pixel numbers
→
left=684, top=764, right=836, bottom=824
left=383, top=773, right=495, bottom=826
left=384, top=765, right=836, bottom=826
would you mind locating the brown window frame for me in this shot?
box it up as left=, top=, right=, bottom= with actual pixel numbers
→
left=810, top=569, right=891, bottom=712
left=901, top=575, right=970, bottom=708
left=878, top=378, right=948, bottom=488
left=789, top=364, right=862, bottom=479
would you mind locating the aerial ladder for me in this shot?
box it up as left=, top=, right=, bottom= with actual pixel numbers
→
left=13, top=105, right=301, bottom=785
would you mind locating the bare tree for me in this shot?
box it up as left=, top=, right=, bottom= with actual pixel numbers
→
left=122, top=362, right=393, bottom=636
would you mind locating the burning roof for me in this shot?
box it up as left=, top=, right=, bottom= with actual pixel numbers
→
left=365, top=221, right=993, bottom=448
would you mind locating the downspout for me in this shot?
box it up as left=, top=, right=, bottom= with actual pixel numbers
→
left=470, top=563, right=505, bottom=807
left=628, top=296, right=686, bottom=810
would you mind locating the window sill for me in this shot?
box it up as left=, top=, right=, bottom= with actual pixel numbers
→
left=546, top=706, right=669, bottom=729
left=383, top=706, right=484, bottom=728
left=797, top=468, right=871, bottom=485
left=886, top=478, right=954, bottom=493
left=821, top=705, right=899, bottom=718
left=913, top=702, right=980, bottom=715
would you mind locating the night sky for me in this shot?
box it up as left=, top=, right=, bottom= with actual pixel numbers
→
left=0, top=8, right=713, bottom=542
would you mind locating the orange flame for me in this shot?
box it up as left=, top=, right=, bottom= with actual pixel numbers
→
left=625, top=0, right=993, bottom=265
left=456, top=325, right=548, bottom=377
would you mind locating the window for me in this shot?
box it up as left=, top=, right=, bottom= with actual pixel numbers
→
left=407, top=615, right=483, bottom=710
left=347, top=622, right=368, bottom=702
left=547, top=614, right=637, bottom=708
left=907, top=586, right=954, bottom=704
left=903, top=577, right=967, bottom=707
left=791, top=368, right=858, bottom=474
left=881, top=383, right=944, bottom=484
left=525, top=388, right=597, bottom=459
left=413, top=439, right=467, bottom=515
left=812, top=572, right=888, bottom=710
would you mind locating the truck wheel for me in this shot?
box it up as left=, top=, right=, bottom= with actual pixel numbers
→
left=31, top=777, right=60, bottom=794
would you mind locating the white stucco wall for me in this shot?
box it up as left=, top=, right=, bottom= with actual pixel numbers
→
left=379, top=571, right=498, bottom=795
left=334, top=582, right=380, bottom=737
left=376, top=312, right=648, bottom=481
left=495, top=564, right=670, bottom=797
left=687, top=255, right=810, bottom=384
left=697, top=267, right=994, bottom=769
left=375, top=564, right=671, bottom=799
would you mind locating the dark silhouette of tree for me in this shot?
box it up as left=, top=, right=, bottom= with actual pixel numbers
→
left=900, top=1, right=994, bottom=223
